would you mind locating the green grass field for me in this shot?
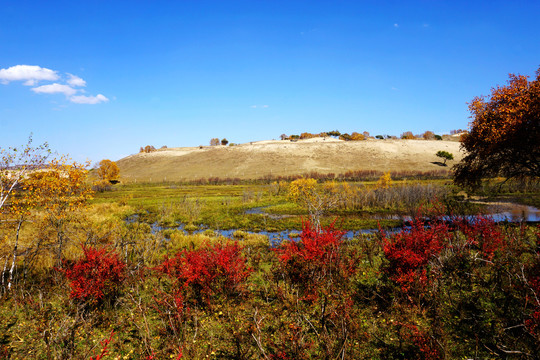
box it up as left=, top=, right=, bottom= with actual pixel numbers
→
left=91, top=179, right=459, bottom=232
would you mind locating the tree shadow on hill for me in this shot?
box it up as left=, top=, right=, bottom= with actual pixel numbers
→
left=431, top=161, right=448, bottom=167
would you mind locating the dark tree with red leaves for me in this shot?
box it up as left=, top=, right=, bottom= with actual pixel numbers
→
left=454, top=66, right=540, bottom=188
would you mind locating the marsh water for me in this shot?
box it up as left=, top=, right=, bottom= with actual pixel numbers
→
left=131, top=201, right=540, bottom=246
left=482, top=202, right=540, bottom=222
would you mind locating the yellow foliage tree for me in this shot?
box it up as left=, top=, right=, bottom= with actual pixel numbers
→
left=1, top=140, right=93, bottom=292
left=288, top=178, right=318, bottom=204
left=300, top=132, right=316, bottom=139
left=0, top=136, right=50, bottom=293
left=288, top=178, right=340, bottom=228
left=140, top=145, right=156, bottom=153
left=350, top=132, right=365, bottom=141
left=376, top=172, right=392, bottom=189
left=97, top=159, right=120, bottom=183
left=423, top=131, right=435, bottom=140
left=20, top=158, right=93, bottom=267
left=401, top=131, right=415, bottom=140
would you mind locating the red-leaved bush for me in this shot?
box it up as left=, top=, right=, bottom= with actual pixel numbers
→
left=382, top=218, right=449, bottom=292
left=274, top=220, right=357, bottom=299
left=157, top=241, right=252, bottom=306
left=457, top=217, right=505, bottom=259
left=61, top=246, right=126, bottom=305
left=525, top=235, right=540, bottom=338
left=401, top=324, right=441, bottom=360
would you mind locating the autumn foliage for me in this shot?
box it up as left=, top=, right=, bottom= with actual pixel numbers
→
left=455, top=66, right=540, bottom=187
left=376, top=171, right=392, bottom=189
left=422, top=130, right=435, bottom=140
left=60, top=246, right=126, bottom=305
left=382, top=218, right=448, bottom=292
left=274, top=220, right=351, bottom=292
left=526, top=238, right=540, bottom=339
left=157, top=242, right=252, bottom=305
left=140, top=145, right=157, bottom=153
left=96, top=159, right=120, bottom=183
left=401, top=131, right=415, bottom=139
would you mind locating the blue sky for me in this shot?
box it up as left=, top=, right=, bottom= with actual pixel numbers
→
left=1, top=0, right=539, bottom=164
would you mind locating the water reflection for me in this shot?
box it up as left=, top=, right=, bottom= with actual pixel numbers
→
left=168, top=225, right=380, bottom=246
left=129, top=202, right=539, bottom=246
left=485, top=203, right=540, bottom=222
left=245, top=203, right=540, bottom=223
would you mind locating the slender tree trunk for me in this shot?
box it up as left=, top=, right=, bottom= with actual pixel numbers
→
left=57, top=230, right=64, bottom=268
left=1, top=255, right=8, bottom=295
left=8, top=219, right=23, bottom=291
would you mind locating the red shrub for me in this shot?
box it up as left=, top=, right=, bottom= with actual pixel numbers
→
left=274, top=220, right=357, bottom=298
left=525, top=311, right=540, bottom=337
left=458, top=217, right=504, bottom=259
left=382, top=218, right=449, bottom=292
left=525, top=235, right=540, bottom=337
left=402, top=324, right=441, bottom=360
left=157, top=242, right=252, bottom=305
left=61, top=246, right=126, bottom=305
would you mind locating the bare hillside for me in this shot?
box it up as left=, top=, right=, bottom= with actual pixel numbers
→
left=116, top=138, right=464, bottom=182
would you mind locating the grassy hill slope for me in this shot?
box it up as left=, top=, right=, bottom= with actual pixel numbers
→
left=116, top=138, right=463, bottom=183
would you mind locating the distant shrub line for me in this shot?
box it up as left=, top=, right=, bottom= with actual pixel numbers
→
left=280, top=129, right=465, bottom=141
left=133, top=169, right=452, bottom=186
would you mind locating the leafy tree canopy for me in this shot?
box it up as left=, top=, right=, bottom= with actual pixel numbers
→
left=454, top=67, right=540, bottom=188
left=436, top=151, right=454, bottom=165
left=97, top=159, right=120, bottom=182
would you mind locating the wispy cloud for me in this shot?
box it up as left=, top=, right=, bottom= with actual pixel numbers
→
left=69, top=94, right=109, bottom=104
left=0, top=65, right=59, bottom=86
left=32, top=83, right=77, bottom=97
left=66, top=73, right=86, bottom=87
left=250, top=105, right=269, bottom=109
left=393, top=23, right=399, bottom=28
left=0, top=64, right=108, bottom=105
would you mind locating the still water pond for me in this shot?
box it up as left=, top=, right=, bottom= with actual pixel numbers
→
left=137, top=202, right=539, bottom=246
left=483, top=203, right=540, bottom=222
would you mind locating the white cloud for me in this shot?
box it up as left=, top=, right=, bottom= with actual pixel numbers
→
left=0, top=65, right=59, bottom=85
left=31, top=83, right=77, bottom=97
left=2, top=64, right=108, bottom=105
left=69, top=94, right=109, bottom=104
left=250, top=105, right=269, bottom=109
left=66, top=73, right=86, bottom=87
left=393, top=23, right=399, bottom=28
